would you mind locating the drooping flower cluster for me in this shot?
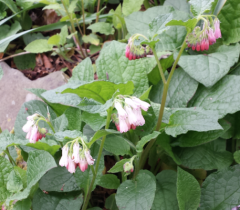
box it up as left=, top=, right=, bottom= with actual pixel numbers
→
left=22, top=113, right=47, bottom=143
left=186, top=18, right=222, bottom=51
left=112, top=95, right=150, bottom=133
left=59, top=140, right=95, bottom=173
left=125, top=38, right=150, bottom=60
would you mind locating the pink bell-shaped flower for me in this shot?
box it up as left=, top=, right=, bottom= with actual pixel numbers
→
left=132, top=97, right=150, bottom=111
left=78, top=158, right=88, bottom=172
left=67, top=156, right=76, bottom=173
left=214, top=19, right=222, bottom=39
left=84, top=150, right=95, bottom=165
left=115, top=101, right=127, bottom=118
left=72, top=142, right=80, bottom=163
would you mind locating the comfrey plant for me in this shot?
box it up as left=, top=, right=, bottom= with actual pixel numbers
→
left=1, top=0, right=240, bottom=210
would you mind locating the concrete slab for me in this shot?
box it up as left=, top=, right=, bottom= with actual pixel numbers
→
left=0, top=62, right=66, bottom=131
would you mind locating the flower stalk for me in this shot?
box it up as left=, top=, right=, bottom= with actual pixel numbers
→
left=81, top=108, right=113, bottom=210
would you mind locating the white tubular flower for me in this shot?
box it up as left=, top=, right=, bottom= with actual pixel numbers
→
left=29, top=125, right=38, bottom=143
left=85, top=150, right=95, bottom=165
left=79, top=158, right=88, bottom=172
left=72, top=142, right=80, bottom=163
left=132, top=97, right=150, bottom=111
left=67, top=156, right=76, bottom=173
left=119, top=116, right=130, bottom=133
left=133, top=108, right=145, bottom=126
left=125, top=106, right=138, bottom=126
left=27, top=113, right=39, bottom=121
left=59, top=146, right=69, bottom=167
left=125, top=98, right=139, bottom=109
left=22, top=120, right=34, bottom=133
left=115, top=101, right=127, bottom=118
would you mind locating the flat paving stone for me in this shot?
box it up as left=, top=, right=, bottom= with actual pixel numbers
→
left=0, top=62, right=66, bottom=131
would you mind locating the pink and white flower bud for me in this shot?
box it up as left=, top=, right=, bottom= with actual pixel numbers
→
left=214, top=19, right=222, bottom=39
left=115, top=101, right=127, bottom=118
left=119, top=116, right=130, bottom=133
left=200, top=39, right=205, bottom=51
left=208, top=28, right=216, bottom=45
left=67, top=156, right=76, bottom=173
left=196, top=42, right=201, bottom=51
left=59, top=146, right=69, bottom=167
left=192, top=45, right=196, bottom=50
left=22, top=120, right=34, bottom=132
left=29, top=125, right=39, bottom=143
left=84, top=150, right=95, bottom=165
left=131, top=97, right=150, bottom=111
left=123, top=162, right=134, bottom=173
left=78, top=158, right=88, bottom=172
left=125, top=106, right=138, bottom=126
left=125, top=46, right=130, bottom=58
left=133, top=108, right=145, bottom=126
left=27, top=113, right=39, bottom=121
left=72, top=142, right=80, bottom=163
left=125, top=98, right=139, bottom=110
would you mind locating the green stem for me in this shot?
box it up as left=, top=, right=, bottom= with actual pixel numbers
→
left=152, top=48, right=166, bottom=84
left=96, top=0, right=101, bottom=23
left=5, top=148, right=16, bottom=166
left=61, top=0, right=86, bottom=58
left=132, top=156, right=140, bottom=180
left=82, top=108, right=112, bottom=210
left=114, top=155, right=125, bottom=182
left=139, top=35, right=189, bottom=170
left=90, top=165, right=96, bottom=177
left=81, top=0, right=86, bottom=35
left=143, top=0, right=151, bottom=9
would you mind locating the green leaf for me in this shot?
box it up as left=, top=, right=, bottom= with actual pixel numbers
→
left=176, top=119, right=230, bottom=147
left=156, top=132, right=181, bottom=164
left=165, top=109, right=222, bottom=137
left=189, top=0, right=215, bottom=15
left=48, top=34, right=61, bottom=45
left=174, top=139, right=233, bottom=170
left=148, top=13, right=173, bottom=37
left=82, top=33, right=100, bottom=45
left=52, top=114, right=68, bottom=132
left=125, top=5, right=174, bottom=37
left=62, top=80, right=134, bottom=103
left=116, top=170, right=156, bottom=210
left=64, top=107, right=82, bottom=131
left=0, top=0, right=19, bottom=14
left=177, top=167, right=200, bottom=210
left=13, top=198, right=31, bottom=210
left=164, top=0, right=190, bottom=13
left=39, top=166, right=80, bottom=192
left=59, top=25, right=68, bottom=46
left=178, top=44, right=240, bottom=87
left=14, top=166, right=27, bottom=188
left=88, top=22, right=115, bottom=35
left=221, top=112, right=240, bottom=139
left=69, top=57, right=94, bottom=82
left=74, top=155, right=104, bottom=193
left=103, top=134, right=131, bottom=156
left=7, top=170, right=23, bottom=193
left=0, top=65, right=3, bottom=80
left=139, top=86, right=152, bottom=101
left=150, top=68, right=198, bottom=108
left=13, top=53, right=36, bottom=70
left=24, top=39, right=53, bottom=53
left=54, top=130, right=83, bottom=142
left=82, top=112, right=106, bottom=131
left=188, top=75, right=240, bottom=118
left=152, top=170, right=178, bottom=210
left=0, top=21, right=21, bottom=52
left=14, top=100, right=57, bottom=139
left=122, top=0, right=144, bottom=16
left=218, top=0, right=240, bottom=45
left=96, top=41, right=148, bottom=96
left=6, top=150, right=57, bottom=204
left=0, top=156, right=13, bottom=202
left=97, top=174, right=120, bottom=189
left=166, top=18, right=198, bottom=31
left=33, top=189, right=83, bottom=210
left=108, top=159, right=130, bottom=173
left=105, top=194, right=118, bottom=210
left=155, top=11, right=189, bottom=51
left=136, top=131, right=160, bottom=153
left=23, top=32, right=47, bottom=45
left=88, top=129, right=120, bottom=147
left=234, top=150, right=240, bottom=164
left=199, top=165, right=240, bottom=210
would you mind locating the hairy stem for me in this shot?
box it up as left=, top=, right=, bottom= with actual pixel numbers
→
left=82, top=108, right=112, bottom=210
left=96, top=0, right=101, bottom=23
left=5, top=148, right=16, bottom=166
left=81, top=0, right=86, bottom=35
left=139, top=35, right=189, bottom=170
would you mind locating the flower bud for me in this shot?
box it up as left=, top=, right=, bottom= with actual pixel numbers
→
left=123, top=161, right=134, bottom=173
